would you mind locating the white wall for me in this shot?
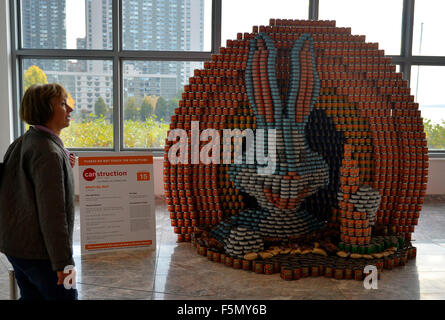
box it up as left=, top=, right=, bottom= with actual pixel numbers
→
left=426, top=158, right=445, bottom=194
left=0, top=0, right=14, bottom=158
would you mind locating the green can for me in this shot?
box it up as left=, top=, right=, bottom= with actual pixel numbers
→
left=376, top=242, right=384, bottom=252
left=366, top=245, right=376, bottom=254
left=338, top=242, right=345, bottom=251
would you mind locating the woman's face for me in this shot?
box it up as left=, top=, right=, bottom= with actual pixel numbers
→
left=46, top=94, right=73, bottom=133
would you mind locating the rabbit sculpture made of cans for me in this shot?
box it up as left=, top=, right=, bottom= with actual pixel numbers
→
left=164, top=19, right=428, bottom=263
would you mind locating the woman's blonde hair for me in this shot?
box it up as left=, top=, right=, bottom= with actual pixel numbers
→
left=19, top=83, right=67, bottom=125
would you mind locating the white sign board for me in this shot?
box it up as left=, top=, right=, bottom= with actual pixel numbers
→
left=78, top=153, right=155, bottom=254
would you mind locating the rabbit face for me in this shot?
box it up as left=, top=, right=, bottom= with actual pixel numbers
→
left=228, top=33, right=329, bottom=215
left=229, top=128, right=329, bottom=214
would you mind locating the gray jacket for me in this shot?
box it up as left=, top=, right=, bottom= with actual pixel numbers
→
left=0, top=127, right=75, bottom=271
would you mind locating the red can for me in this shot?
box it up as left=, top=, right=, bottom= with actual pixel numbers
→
left=334, top=268, right=344, bottom=280
left=242, top=260, right=251, bottom=271
left=293, top=267, right=302, bottom=280
left=280, top=268, right=293, bottom=281
left=354, top=269, right=363, bottom=281
left=254, top=262, right=264, bottom=274
left=258, top=262, right=271, bottom=274
left=225, top=256, right=233, bottom=267
left=233, top=258, right=242, bottom=269
left=324, top=266, right=333, bottom=278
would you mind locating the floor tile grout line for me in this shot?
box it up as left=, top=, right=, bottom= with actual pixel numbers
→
left=77, top=282, right=155, bottom=295
left=77, top=281, right=219, bottom=299
left=332, top=280, right=351, bottom=300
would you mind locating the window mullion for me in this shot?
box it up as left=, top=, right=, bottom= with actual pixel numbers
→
left=14, top=49, right=116, bottom=59
left=309, top=0, right=319, bottom=20
left=401, top=0, right=415, bottom=83
left=212, top=0, right=221, bottom=53
left=113, top=0, right=121, bottom=152
left=120, top=51, right=211, bottom=61
left=10, top=0, right=21, bottom=139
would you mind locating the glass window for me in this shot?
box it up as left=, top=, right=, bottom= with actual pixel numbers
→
left=221, top=0, right=308, bottom=45
left=410, top=66, right=445, bottom=150
left=122, top=0, right=212, bottom=51
left=319, top=0, right=403, bottom=55
left=20, top=0, right=112, bottom=50
left=412, top=0, right=445, bottom=56
left=122, top=60, right=203, bottom=149
left=22, top=59, right=114, bottom=148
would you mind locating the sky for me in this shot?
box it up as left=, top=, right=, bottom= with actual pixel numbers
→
left=64, top=0, right=444, bottom=117
left=65, top=0, right=85, bottom=49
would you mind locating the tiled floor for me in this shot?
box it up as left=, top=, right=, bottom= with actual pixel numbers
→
left=1, top=198, right=445, bottom=300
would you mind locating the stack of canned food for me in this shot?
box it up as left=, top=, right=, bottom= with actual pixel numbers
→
left=192, top=233, right=416, bottom=281
left=337, top=146, right=382, bottom=246
left=164, top=17, right=428, bottom=280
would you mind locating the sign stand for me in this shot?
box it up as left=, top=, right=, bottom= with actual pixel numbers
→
left=78, top=153, right=156, bottom=254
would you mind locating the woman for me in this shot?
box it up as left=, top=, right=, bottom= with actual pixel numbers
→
left=0, top=83, right=78, bottom=300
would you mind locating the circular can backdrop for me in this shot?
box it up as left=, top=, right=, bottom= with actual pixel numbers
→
left=163, top=19, right=428, bottom=280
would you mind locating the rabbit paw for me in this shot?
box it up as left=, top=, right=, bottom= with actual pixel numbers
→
left=211, top=224, right=264, bottom=259
left=338, top=184, right=381, bottom=225
left=257, top=209, right=325, bottom=238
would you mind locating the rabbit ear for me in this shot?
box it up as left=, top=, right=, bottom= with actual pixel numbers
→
left=286, top=34, right=320, bottom=127
left=245, top=33, right=282, bottom=129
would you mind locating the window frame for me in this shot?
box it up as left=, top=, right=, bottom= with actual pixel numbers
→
left=392, top=0, right=445, bottom=157
left=9, top=0, right=445, bottom=156
left=10, top=0, right=222, bottom=155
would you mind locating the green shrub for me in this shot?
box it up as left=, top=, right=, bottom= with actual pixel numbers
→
left=57, top=116, right=445, bottom=151
left=123, top=116, right=169, bottom=148
left=423, top=119, right=445, bottom=150
left=60, top=115, right=169, bottom=149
